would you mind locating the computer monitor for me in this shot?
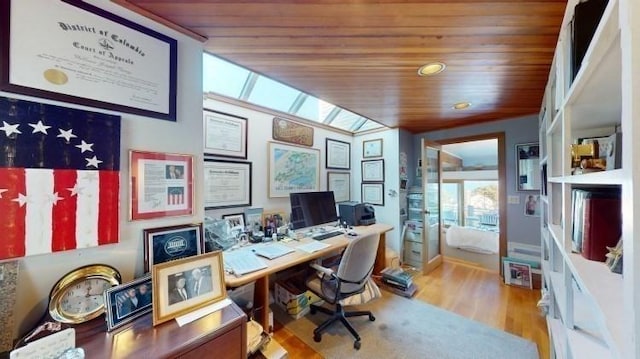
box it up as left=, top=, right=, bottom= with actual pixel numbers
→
left=289, top=191, right=339, bottom=230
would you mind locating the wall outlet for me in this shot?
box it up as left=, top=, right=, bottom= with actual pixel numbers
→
left=508, top=195, right=520, bottom=204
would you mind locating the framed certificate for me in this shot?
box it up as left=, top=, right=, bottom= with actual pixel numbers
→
left=327, top=172, right=351, bottom=202
left=203, top=159, right=252, bottom=209
left=1, top=0, right=177, bottom=121
left=203, top=110, right=248, bottom=159
left=362, top=183, right=384, bottom=206
left=326, top=138, right=351, bottom=170
left=362, top=159, right=385, bottom=182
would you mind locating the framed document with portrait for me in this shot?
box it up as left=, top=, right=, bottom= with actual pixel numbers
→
left=130, top=151, right=193, bottom=220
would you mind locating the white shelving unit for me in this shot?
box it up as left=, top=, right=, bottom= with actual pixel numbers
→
left=539, top=0, right=639, bottom=358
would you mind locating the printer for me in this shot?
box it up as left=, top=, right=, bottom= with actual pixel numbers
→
left=338, top=202, right=376, bottom=226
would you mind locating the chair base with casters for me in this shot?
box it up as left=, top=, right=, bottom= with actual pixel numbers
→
left=309, top=302, right=375, bottom=350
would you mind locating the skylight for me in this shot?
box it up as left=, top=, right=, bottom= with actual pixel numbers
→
left=203, top=53, right=384, bottom=134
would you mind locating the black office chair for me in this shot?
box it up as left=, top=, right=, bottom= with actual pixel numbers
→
left=305, top=232, right=381, bottom=350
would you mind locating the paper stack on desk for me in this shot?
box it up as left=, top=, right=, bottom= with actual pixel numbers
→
left=251, top=244, right=294, bottom=260
left=223, top=249, right=268, bottom=276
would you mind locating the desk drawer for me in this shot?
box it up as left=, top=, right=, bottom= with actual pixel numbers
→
left=403, top=241, right=422, bottom=264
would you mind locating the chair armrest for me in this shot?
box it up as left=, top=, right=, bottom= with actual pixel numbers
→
left=310, top=263, right=335, bottom=277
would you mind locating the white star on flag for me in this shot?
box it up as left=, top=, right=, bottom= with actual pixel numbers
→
left=0, top=189, right=8, bottom=198
left=67, top=184, right=83, bottom=197
left=75, top=140, right=94, bottom=153
left=1, top=121, right=22, bottom=137
left=28, top=121, right=51, bottom=134
left=12, top=193, right=29, bottom=207
left=57, top=128, right=77, bottom=141
left=47, top=192, right=63, bottom=205
left=86, top=156, right=103, bottom=168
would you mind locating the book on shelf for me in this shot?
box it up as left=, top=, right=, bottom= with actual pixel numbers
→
left=380, top=267, right=413, bottom=287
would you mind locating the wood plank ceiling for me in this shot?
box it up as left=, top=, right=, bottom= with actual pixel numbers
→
left=120, top=0, right=566, bottom=133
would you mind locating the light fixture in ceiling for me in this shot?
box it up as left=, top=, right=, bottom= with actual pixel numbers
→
left=417, top=62, right=446, bottom=76
left=452, top=102, right=471, bottom=110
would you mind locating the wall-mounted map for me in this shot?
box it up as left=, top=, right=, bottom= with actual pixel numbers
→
left=268, top=142, right=319, bottom=197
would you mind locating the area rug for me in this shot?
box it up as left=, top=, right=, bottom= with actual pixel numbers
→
left=273, top=293, right=539, bottom=359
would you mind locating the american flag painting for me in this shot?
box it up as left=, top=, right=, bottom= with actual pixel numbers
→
left=0, top=97, right=120, bottom=260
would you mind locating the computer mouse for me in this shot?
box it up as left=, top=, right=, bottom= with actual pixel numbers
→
left=347, top=231, right=358, bottom=237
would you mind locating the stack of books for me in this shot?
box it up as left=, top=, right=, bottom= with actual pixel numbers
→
left=379, top=267, right=417, bottom=297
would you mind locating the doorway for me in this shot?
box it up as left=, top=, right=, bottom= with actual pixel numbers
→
left=437, top=133, right=506, bottom=272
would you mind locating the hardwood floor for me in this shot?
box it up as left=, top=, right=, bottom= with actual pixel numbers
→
left=271, top=260, right=549, bottom=359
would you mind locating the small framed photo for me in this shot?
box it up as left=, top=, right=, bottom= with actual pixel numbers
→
left=105, top=275, right=153, bottom=331
left=143, top=223, right=203, bottom=273
left=262, top=210, right=287, bottom=230
left=222, top=213, right=245, bottom=234
left=362, top=159, right=385, bottom=182
left=244, top=208, right=264, bottom=233
left=327, top=172, right=351, bottom=202
left=326, top=138, right=351, bottom=170
left=130, top=150, right=194, bottom=220
left=363, top=138, right=383, bottom=158
left=152, top=252, right=226, bottom=326
left=503, top=260, right=533, bottom=289
left=524, top=195, right=541, bottom=217
left=362, top=183, right=384, bottom=206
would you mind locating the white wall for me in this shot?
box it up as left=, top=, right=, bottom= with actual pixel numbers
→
left=5, top=1, right=204, bottom=338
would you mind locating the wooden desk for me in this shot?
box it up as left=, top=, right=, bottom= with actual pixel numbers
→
left=224, top=223, right=393, bottom=330
left=76, top=302, right=247, bottom=359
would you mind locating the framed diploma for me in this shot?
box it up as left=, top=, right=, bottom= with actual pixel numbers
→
left=362, top=159, right=385, bottom=182
left=326, top=138, right=351, bottom=170
left=130, top=151, right=194, bottom=220
left=362, top=183, right=384, bottom=206
left=1, top=0, right=177, bottom=121
left=327, top=172, right=351, bottom=203
left=203, top=159, right=252, bottom=209
left=203, top=110, right=248, bottom=159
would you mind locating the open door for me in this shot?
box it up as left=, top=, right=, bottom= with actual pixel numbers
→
left=422, top=139, right=443, bottom=274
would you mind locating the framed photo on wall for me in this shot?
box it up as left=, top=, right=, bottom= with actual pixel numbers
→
left=203, top=159, right=252, bottom=209
left=143, top=223, right=203, bottom=273
left=363, top=138, right=383, bottom=158
left=327, top=172, right=351, bottom=202
left=152, top=252, right=226, bottom=326
left=130, top=151, right=193, bottom=220
left=268, top=142, right=320, bottom=197
left=326, top=138, right=351, bottom=170
left=203, top=110, right=248, bottom=159
left=1, top=0, right=177, bottom=121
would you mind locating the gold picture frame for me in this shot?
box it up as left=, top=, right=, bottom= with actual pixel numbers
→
left=152, top=252, right=226, bottom=326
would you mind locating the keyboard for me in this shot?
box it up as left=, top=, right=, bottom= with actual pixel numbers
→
left=312, top=231, right=343, bottom=241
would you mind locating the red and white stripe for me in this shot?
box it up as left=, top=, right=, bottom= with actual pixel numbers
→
left=0, top=168, right=118, bottom=259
